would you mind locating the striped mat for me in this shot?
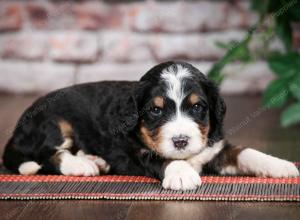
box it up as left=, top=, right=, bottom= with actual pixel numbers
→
left=0, top=164, right=299, bottom=201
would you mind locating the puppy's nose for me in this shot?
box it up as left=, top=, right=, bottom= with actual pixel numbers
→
left=172, top=135, right=189, bottom=149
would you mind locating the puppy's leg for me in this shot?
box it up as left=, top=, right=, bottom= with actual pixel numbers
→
left=203, top=142, right=299, bottom=177
left=41, top=119, right=101, bottom=176
left=236, top=148, right=299, bottom=177
left=4, top=118, right=66, bottom=175
left=7, top=118, right=110, bottom=176
left=51, top=120, right=111, bottom=176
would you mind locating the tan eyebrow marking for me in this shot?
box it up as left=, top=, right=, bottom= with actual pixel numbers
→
left=189, top=93, right=200, bottom=105
left=153, top=96, right=165, bottom=108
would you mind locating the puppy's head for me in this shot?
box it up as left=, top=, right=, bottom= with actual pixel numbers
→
left=128, top=61, right=226, bottom=159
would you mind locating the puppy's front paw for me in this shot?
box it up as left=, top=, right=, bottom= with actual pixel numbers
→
left=162, top=160, right=201, bottom=190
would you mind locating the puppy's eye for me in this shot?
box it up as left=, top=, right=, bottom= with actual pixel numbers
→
left=150, top=107, right=162, bottom=116
left=192, top=103, right=202, bottom=113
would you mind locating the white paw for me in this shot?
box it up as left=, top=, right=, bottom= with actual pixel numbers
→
left=93, top=157, right=111, bottom=174
left=77, top=150, right=111, bottom=174
left=18, top=161, right=41, bottom=175
left=162, top=160, right=201, bottom=190
left=262, top=159, right=299, bottom=178
left=60, top=152, right=99, bottom=176
left=238, top=148, right=299, bottom=178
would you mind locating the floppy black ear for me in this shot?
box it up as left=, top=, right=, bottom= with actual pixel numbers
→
left=110, top=81, right=148, bottom=135
left=205, top=80, right=227, bottom=146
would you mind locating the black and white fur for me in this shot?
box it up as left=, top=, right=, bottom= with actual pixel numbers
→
left=3, top=61, right=299, bottom=190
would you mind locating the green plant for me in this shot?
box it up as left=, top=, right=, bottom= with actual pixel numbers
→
left=208, top=0, right=300, bottom=127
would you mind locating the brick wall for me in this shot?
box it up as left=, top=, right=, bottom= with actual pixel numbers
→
left=0, top=0, right=297, bottom=94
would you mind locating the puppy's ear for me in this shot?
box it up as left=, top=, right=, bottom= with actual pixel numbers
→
left=205, top=80, right=226, bottom=145
left=110, top=81, right=148, bottom=135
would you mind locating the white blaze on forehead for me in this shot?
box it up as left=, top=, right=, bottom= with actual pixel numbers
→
left=159, top=64, right=205, bottom=159
left=161, top=64, right=192, bottom=108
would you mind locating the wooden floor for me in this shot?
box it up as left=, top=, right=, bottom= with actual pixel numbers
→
left=0, top=94, right=300, bottom=220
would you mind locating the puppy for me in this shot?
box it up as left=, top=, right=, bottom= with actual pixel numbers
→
left=3, top=61, right=299, bottom=190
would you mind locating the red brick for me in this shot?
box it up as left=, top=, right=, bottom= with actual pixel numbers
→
left=221, top=62, right=274, bottom=94
left=77, top=62, right=156, bottom=83
left=294, top=31, right=300, bottom=49
left=0, top=61, right=75, bottom=93
left=73, top=1, right=124, bottom=30
left=49, top=32, right=98, bottom=62
left=1, top=32, right=48, bottom=60
left=150, top=31, right=245, bottom=60
left=100, top=30, right=249, bottom=62
left=26, top=1, right=76, bottom=30
left=0, top=3, right=23, bottom=31
left=76, top=61, right=273, bottom=95
left=100, top=31, right=154, bottom=62
left=26, top=2, right=50, bottom=29
left=50, top=2, right=76, bottom=30
left=226, top=2, right=258, bottom=29
left=126, top=1, right=258, bottom=32
left=293, top=23, right=300, bottom=49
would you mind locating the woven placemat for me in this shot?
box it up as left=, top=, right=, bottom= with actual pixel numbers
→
left=0, top=164, right=299, bottom=201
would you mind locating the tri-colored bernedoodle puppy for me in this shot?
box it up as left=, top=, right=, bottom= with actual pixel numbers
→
left=3, top=61, right=299, bottom=190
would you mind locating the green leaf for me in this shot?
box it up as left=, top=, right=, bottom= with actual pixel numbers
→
left=288, top=1, right=300, bottom=21
left=215, top=40, right=251, bottom=62
left=233, top=44, right=252, bottom=62
left=251, top=0, right=266, bottom=13
left=208, top=33, right=252, bottom=84
left=289, top=76, right=300, bottom=100
left=251, top=0, right=272, bottom=14
left=281, top=102, right=300, bottom=127
left=276, top=17, right=292, bottom=51
left=267, top=53, right=300, bottom=78
left=215, top=41, right=233, bottom=50
left=263, top=79, right=289, bottom=108
left=207, top=62, right=225, bottom=85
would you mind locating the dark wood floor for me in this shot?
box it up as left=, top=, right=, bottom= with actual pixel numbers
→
left=0, top=94, right=300, bottom=220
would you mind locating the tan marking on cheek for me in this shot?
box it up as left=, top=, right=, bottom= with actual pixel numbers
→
left=140, top=125, right=163, bottom=154
left=58, top=120, right=73, bottom=138
left=189, top=93, right=200, bottom=105
left=153, top=96, right=165, bottom=108
left=199, top=124, right=210, bottom=144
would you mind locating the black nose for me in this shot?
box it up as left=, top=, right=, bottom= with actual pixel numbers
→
left=172, top=135, right=189, bottom=149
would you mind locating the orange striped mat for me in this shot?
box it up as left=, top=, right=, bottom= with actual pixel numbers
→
left=0, top=164, right=299, bottom=201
